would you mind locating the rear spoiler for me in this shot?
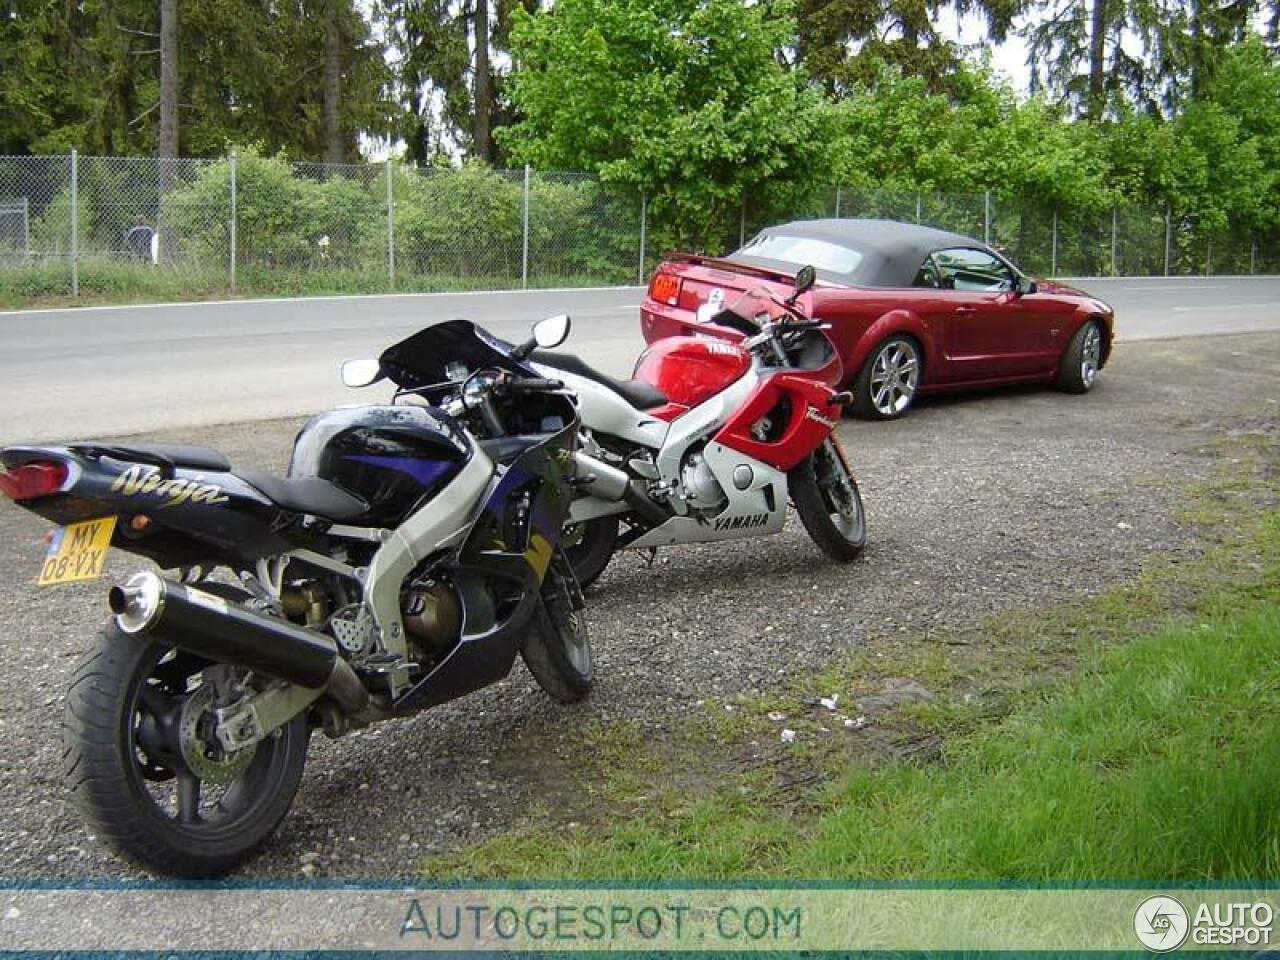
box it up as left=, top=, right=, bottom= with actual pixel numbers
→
left=659, top=252, right=798, bottom=286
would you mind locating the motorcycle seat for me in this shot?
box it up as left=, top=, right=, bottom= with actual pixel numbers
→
left=532, top=350, right=668, bottom=410
left=70, top=442, right=232, bottom=473
left=238, top=471, right=369, bottom=522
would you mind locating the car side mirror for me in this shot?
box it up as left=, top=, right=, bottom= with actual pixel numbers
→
left=1015, top=276, right=1037, bottom=296
left=340, top=358, right=384, bottom=388
left=787, top=265, right=816, bottom=304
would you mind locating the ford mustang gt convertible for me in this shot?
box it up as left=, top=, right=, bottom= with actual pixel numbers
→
left=640, top=219, right=1115, bottom=420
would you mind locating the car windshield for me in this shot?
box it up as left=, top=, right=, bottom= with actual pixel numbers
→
left=735, top=233, right=862, bottom=276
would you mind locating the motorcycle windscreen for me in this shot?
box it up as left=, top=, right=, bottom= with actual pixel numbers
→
left=378, top=319, right=528, bottom=391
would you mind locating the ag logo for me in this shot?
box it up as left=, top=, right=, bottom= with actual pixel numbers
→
left=1134, top=895, right=1190, bottom=952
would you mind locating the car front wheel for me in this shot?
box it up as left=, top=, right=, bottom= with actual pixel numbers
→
left=1057, top=320, right=1105, bottom=393
left=852, top=336, right=920, bottom=420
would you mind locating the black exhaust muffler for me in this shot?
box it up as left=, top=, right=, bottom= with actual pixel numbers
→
left=109, top=572, right=368, bottom=713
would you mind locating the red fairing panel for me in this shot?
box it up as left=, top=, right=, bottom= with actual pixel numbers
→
left=633, top=337, right=751, bottom=408
left=713, top=372, right=843, bottom=472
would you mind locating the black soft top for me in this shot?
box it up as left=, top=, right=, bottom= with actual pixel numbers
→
left=732, top=218, right=995, bottom=289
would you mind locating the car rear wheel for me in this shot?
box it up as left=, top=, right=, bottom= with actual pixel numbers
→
left=1057, top=320, right=1104, bottom=394
left=852, top=336, right=920, bottom=420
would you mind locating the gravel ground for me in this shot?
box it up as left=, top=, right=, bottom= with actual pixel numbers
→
left=0, top=332, right=1277, bottom=880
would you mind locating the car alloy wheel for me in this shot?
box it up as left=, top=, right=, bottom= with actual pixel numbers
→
left=1081, top=324, right=1102, bottom=388
left=869, top=340, right=919, bottom=417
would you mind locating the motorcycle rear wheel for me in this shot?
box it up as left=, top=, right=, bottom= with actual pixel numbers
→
left=62, top=623, right=310, bottom=877
left=521, top=562, right=593, bottom=703
left=562, top=515, right=618, bottom=590
left=790, top=441, right=867, bottom=562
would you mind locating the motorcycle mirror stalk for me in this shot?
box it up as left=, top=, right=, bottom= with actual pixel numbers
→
left=512, top=313, right=572, bottom=360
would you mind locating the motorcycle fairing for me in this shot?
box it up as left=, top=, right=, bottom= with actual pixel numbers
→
left=712, top=372, right=845, bottom=472
left=0, top=445, right=312, bottom=569
left=389, top=417, right=578, bottom=714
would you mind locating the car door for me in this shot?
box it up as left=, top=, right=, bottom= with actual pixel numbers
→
left=929, top=247, right=1049, bottom=382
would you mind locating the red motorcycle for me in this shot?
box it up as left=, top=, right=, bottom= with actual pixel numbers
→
left=530, top=266, right=867, bottom=587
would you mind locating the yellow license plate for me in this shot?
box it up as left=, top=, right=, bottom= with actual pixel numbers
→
left=38, top=517, right=117, bottom=586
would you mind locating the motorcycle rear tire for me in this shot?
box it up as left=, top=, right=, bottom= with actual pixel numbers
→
left=563, top=516, right=618, bottom=590
left=62, top=622, right=310, bottom=877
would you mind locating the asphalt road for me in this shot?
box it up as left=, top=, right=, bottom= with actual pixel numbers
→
left=0, top=276, right=1276, bottom=443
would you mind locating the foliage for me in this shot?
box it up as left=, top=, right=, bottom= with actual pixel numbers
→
left=0, top=0, right=392, bottom=160
left=500, top=0, right=830, bottom=251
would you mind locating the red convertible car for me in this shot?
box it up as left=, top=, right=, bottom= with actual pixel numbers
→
left=640, top=219, right=1115, bottom=419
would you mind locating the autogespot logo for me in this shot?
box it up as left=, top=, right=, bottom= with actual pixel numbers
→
left=1134, top=895, right=1191, bottom=952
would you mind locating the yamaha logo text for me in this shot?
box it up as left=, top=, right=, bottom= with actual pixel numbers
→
left=714, top=513, right=770, bottom=531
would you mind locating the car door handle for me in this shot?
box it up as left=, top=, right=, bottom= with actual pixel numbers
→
left=955, top=306, right=976, bottom=315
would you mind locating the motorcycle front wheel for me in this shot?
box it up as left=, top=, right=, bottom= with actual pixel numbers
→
left=790, top=440, right=868, bottom=562
left=521, top=561, right=593, bottom=703
left=62, top=623, right=310, bottom=877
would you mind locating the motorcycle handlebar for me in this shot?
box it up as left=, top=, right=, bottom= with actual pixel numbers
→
left=504, top=376, right=564, bottom=393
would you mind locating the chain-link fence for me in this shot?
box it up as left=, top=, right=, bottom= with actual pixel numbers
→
left=0, top=153, right=1276, bottom=306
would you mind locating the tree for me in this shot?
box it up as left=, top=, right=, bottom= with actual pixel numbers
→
left=0, top=0, right=392, bottom=160
left=796, top=0, right=1024, bottom=95
left=502, top=0, right=828, bottom=248
left=1024, top=0, right=1265, bottom=118
left=473, top=0, right=492, bottom=162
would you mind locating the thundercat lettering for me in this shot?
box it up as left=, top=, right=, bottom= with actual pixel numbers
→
left=110, top=465, right=229, bottom=507
left=714, top=513, right=770, bottom=531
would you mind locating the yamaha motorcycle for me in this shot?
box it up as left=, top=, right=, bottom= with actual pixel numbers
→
left=0, top=315, right=598, bottom=877
left=531, top=266, right=868, bottom=588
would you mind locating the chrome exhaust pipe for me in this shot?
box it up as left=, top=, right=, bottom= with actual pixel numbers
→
left=109, top=571, right=368, bottom=715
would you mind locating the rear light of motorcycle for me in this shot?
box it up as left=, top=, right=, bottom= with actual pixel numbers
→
left=0, top=460, right=69, bottom=501
left=649, top=271, right=682, bottom=306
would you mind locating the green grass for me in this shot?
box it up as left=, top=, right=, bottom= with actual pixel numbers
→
left=0, top=259, right=633, bottom=309
left=429, top=450, right=1280, bottom=882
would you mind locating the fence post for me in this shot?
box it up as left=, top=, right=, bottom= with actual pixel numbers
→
left=385, top=160, right=395, bottom=290
left=739, top=199, right=746, bottom=248
left=1250, top=239, right=1256, bottom=276
left=637, top=194, right=647, bottom=285
left=521, top=165, right=531, bottom=290
left=1051, top=209, right=1058, bottom=277
left=834, top=186, right=841, bottom=218
left=983, top=190, right=991, bottom=245
left=228, top=151, right=237, bottom=294
left=1110, top=206, right=1118, bottom=276
left=70, top=149, right=79, bottom=298
left=915, top=193, right=922, bottom=224
left=21, top=198, right=30, bottom=262
left=1205, top=236, right=1213, bottom=277
left=1163, top=204, right=1172, bottom=277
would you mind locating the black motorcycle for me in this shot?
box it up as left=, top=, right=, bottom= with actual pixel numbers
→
left=0, top=315, right=592, bottom=876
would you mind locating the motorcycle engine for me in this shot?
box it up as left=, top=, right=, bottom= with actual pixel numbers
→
left=402, top=578, right=461, bottom=666
left=681, top=449, right=727, bottom=512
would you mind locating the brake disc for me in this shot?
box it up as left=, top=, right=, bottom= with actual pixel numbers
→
left=178, top=685, right=257, bottom=785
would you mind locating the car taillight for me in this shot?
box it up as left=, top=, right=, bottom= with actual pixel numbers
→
left=649, top=272, right=681, bottom=306
left=0, top=461, right=69, bottom=501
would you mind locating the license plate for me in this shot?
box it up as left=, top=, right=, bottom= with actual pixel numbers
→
left=38, top=517, right=117, bottom=586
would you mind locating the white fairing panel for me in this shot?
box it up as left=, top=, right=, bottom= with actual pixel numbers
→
left=531, top=364, right=669, bottom=449
left=629, top=443, right=787, bottom=548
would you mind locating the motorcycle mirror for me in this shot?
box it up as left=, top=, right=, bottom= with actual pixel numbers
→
left=791, top=265, right=816, bottom=298
left=533, top=314, right=571, bottom=349
left=340, top=358, right=384, bottom=388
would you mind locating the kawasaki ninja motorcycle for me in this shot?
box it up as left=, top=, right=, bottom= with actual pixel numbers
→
left=0, top=315, right=595, bottom=877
